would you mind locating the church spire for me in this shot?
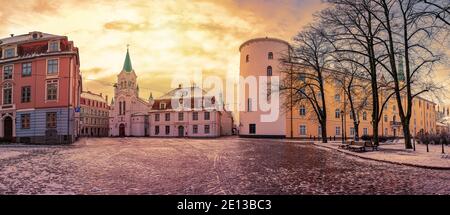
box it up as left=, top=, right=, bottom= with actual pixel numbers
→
left=122, top=45, right=133, bottom=72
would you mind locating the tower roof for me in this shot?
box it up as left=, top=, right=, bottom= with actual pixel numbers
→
left=122, top=47, right=133, bottom=72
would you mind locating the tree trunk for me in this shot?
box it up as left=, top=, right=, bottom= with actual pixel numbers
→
left=321, top=120, right=328, bottom=143
left=403, top=120, right=413, bottom=149
left=354, top=121, right=359, bottom=141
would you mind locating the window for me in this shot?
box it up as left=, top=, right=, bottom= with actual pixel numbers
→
left=362, top=112, right=367, bottom=121
left=204, top=112, right=210, bottom=120
left=299, top=125, right=306, bottom=136
left=155, top=126, right=160, bottom=135
left=335, top=109, right=341, bottom=119
left=165, top=125, right=170, bottom=135
left=178, top=112, right=184, bottom=121
left=299, top=105, right=306, bottom=116
left=384, top=128, right=388, bottom=136
left=350, top=127, right=355, bottom=136
left=334, top=94, right=341, bottom=102
left=46, top=112, right=57, bottom=128
left=246, top=55, right=249, bottom=62
left=393, top=105, right=396, bottom=111
left=363, top=128, right=368, bottom=135
left=249, top=124, right=256, bottom=134
left=160, top=103, right=166, bottom=109
left=384, top=115, right=388, bottom=122
left=3, top=65, right=12, bottom=80
left=247, top=98, right=252, bottom=112
left=267, top=66, right=272, bottom=76
left=46, top=80, right=58, bottom=101
left=192, top=112, right=198, bottom=121
left=165, top=113, right=170, bottom=121
left=3, top=83, right=12, bottom=105
left=336, top=126, right=341, bottom=136
left=204, top=125, right=210, bottom=134
left=193, top=125, right=198, bottom=134
left=22, top=63, right=32, bottom=77
left=21, top=114, right=31, bottom=129
left=21, top=86, right=31, bottom=103
left=155, top=114, right=160, bottom=121
left=49, top=41, right=59, bottom=52
left=47, top=59, right=58, bottom=75
left=268, top=52, right=273, bottom=60
left=4, top=48, right=15, bottom=58
left=298, top=74, right=305, bottom=82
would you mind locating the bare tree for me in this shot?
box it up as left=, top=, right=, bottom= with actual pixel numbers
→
left=321, top=0, right=396, bottom=145
left=367, top=0, right=443, bottom=149
left=423, top=0, right=450, bottom=26
left=332, top=53, right=372, bottom=140
left=280, top=25, right=334, bottom=143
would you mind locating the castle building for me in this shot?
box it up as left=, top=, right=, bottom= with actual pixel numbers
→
left=0, top=31, right=81, bottom=144
left=239, top=37, right=436, bottom=139
left=80, top=91, right=110, bottom=137
left=109, top=48, right=233, bottom=137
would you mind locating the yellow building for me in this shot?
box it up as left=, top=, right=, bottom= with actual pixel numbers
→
left=238, top=37, right=436, bottom=139
left=285, top=70, right=436, bottom=139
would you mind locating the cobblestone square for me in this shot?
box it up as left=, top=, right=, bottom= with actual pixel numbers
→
left=0, top=137, right=449, bottom=194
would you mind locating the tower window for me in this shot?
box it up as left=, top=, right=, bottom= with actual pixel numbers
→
left=246, top=55, right=249, bottom=63
left=267, top=66, right=272, bottom=76
left=268, top=52, right=273, bottom=60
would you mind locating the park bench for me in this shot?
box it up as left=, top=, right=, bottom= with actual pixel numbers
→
left=338, top=141, right=354, bottom=149
left=364, top=141, right=378, bottom=151
left=347, top=141, right=366, bottom=152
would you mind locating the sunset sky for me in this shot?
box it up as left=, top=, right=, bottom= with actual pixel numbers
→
left=0, top=0, right=324, bottom=101
left=1, top=0, right=448, bottom=105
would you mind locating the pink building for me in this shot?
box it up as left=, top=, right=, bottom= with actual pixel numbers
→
left=109, top=48, right=233, bottom=137
left=0, top=31, right=82, bottom=144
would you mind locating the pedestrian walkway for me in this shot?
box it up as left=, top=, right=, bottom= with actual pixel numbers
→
left=314, top=140, right=450, bottom=169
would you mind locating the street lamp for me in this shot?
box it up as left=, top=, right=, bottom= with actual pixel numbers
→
left=341, top=110, right=345, bottom=145
left=413, top=126, right=416, bottom=151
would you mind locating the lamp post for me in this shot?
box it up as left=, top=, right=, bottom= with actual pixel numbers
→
left=341, top=110, right=345, bottom=145
left=413, top=126, right=416, bottom=151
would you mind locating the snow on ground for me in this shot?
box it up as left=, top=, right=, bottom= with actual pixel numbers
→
left=315, top=140, right=450, bottom=169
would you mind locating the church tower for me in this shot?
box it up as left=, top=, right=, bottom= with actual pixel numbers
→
left=116, top=47, right=138, bottom=98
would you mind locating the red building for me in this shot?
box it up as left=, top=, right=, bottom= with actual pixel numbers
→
left=0, top=31, right=82, bottom=144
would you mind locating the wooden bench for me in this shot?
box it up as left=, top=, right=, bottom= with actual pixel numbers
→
left=348, top=141, right=366, bottom=152
left=363, top=141, right=378, bottom=151
left=338, top=141, right=354, bottom=149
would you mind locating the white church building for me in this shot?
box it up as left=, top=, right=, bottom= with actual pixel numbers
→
left=109, top=48, right=233, bottom=137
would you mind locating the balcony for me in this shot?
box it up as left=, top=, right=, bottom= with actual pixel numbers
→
left=390, top=121, right=402, bottom=126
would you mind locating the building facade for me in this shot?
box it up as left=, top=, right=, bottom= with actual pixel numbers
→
left=0, top=31, right=81, bottom=144
left=239, top=37, right=437, bottom=139
left=80, top=91, right=109, bottom=137
left=239, top=37, right=289, bottom=138
left=109, top=48, right=233, bottom=137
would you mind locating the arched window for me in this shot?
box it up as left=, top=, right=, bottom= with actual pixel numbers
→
left=362, top=111, right=367, bottom=120
left=246, top=55, right=249, bottom=63
left=3, top=83, right=12, bottom=105
left=268, top=52, right=273, bottom=60
left=267, top=66, right=272, bottom=76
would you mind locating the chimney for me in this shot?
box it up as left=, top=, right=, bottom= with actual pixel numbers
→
left=10, top=34, right=14, bottom=37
